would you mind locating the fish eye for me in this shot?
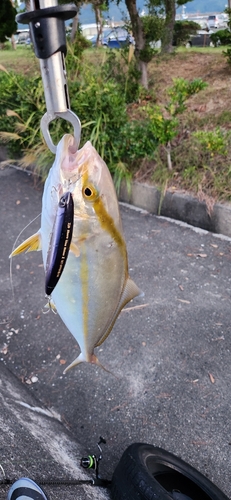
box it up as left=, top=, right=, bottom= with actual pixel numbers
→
left=84, top=187, right=93, bottom=197
left=82, top=184, right=98, bottom=201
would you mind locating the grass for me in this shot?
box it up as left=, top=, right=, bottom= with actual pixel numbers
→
left=1, top=44, right=231, bottom=204
left=0, top=44, right=39, bottom=75
left=177, top=45, right=230, bottom=53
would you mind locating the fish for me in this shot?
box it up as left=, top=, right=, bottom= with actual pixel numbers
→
left=10, top=134, right=141, bottom=373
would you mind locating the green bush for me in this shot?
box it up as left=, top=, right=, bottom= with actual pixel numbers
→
left=166, top=77, right=207, bottom=115
left=173, top=20, right=201, bottom=47
left=0, top=51, right=158, bottom=182
left=210, top=29, right=231, bottom=47
left=0, top=40, right=207, bottom=188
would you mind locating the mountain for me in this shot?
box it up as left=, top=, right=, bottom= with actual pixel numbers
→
left=17, top=0, right=227, bottom=30
left=79, top=0, right=227, bottom=24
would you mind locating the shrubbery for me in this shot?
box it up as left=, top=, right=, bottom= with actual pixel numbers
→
left=0, top=46, right=158, bottom=182
left=173, top=20, right=201, bottom=47
left=210, top=29, right=231, bottom=47
left=0, top=42, right=206, bottom=189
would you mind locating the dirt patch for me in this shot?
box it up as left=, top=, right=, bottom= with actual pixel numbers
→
left=148, top=51, right=231, bottom=118
left=133, top=50, right=231, bottom=204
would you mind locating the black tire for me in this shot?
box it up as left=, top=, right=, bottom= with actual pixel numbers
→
left=111, top=443, right=229, bottom=500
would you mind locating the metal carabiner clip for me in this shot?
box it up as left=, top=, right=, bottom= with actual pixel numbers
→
left=16, top=0, right=81, bottom=154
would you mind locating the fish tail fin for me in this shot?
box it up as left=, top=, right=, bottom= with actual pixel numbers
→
left=10, top=231, right=41, bottom=258
left=63, top=353, right=85, bottom=373
left=63, top=352, right=117, bottom=377
left=91, top=354, right=117, bottom=377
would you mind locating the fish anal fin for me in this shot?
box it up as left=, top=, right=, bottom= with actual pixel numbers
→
left=96, top=277, right=142, bottom=347
left=10, top=231, right=41, bottom=257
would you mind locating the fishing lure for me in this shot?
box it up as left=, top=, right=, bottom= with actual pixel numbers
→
left=45, top=191, right=74, bottom=296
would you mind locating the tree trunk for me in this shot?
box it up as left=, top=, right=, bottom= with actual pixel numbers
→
left=124, top=0, right=148, bottom=89
left=166, top=142, right=172, bottom=171
left=161, top=0, right=176, bottom=54
left=11, top=34, right=16, bottom=50
left=93, top=5, right=103, bottom=47
left=140, top=60, right=148, bottom=88
left=70, top=12, right=79, bottom=43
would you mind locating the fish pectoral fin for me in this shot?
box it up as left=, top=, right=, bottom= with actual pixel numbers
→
left=70, top=234, right=93, bottom=258
left=70, top=241, right=80, bottom=258
left=10, top=231, right=42, bottom=257
left=96, top=277, right=142, bottom=348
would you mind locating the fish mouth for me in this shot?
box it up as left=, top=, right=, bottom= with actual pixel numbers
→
left=60, top=134, right=80, bottom=177
left=60, top=134, right=102, bottom=186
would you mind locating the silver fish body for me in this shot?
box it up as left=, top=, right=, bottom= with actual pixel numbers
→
left=11, top=134, right=141, bottom=372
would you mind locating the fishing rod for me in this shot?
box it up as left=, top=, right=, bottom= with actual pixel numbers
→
left=0, top=437, right=111, bottom=488
left=16, top=0, right=81, bottom=154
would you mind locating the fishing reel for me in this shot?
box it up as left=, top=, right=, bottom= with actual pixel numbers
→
left=80, top=437, right=111, bottom=487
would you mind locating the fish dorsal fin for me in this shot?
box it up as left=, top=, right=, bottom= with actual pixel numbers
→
left=96, top=277, right=142, bottom=347
left=10, top=231, right=41, bottom=257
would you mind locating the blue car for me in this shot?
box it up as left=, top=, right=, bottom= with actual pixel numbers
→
left=91, top=27, right=134, bottom=48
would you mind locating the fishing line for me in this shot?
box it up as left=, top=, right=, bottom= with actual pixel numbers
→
left=0, top=213, right=42, bottom=326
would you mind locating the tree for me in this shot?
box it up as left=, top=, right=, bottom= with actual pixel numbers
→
left=91, top=0, right=108, bottom=46
left=59, top=0, right=83, bottom=43
left=0, top=0, right=17, bottom=44
left=161, top=0, right=194, bottom=53
left=161, top=0, right=175, bottom=53
left=124, top=0, right=164, bottom=89
left=124, top=0, right=147, bottom=87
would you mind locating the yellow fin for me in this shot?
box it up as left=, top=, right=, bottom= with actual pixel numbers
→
left=10, top=231, right=41, bottom=257
left=96, top=277, right=142, bottom=347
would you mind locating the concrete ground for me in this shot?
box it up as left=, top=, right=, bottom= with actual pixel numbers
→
left=0, top=167, right=231, bottom=499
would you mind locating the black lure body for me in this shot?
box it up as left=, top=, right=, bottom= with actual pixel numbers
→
left=45, top=191, right=74, bottom=296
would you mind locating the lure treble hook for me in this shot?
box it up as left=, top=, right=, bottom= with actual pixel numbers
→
left=16, top=0, right=81, bottom=154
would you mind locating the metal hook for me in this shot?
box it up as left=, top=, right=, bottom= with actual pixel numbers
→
left=41, top=110, right=81, bottom=154
left=16, top=0, right=81, bottom=154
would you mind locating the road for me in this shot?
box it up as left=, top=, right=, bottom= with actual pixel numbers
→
left=1, top=166, right=231, bottom=497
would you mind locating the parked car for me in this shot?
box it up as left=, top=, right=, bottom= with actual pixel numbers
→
left=207, top=15, right=221, bottom=29
left=91, top=27, right=134, bottom=48
left=185, top=30, right=216, bottom=47
left=15, top=30, right=30, bottom=44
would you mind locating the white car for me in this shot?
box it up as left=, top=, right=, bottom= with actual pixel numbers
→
left=207, top=15, right=225, bottom=29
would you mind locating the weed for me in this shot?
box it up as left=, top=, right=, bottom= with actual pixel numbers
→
left=192, top=128, right=229, bottom=156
